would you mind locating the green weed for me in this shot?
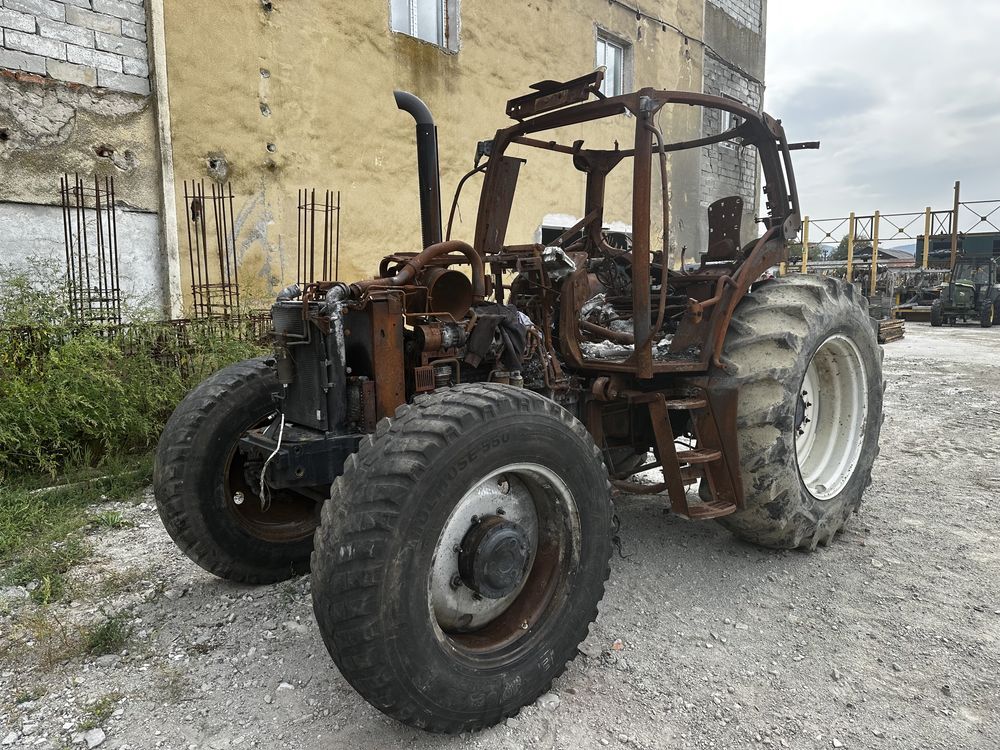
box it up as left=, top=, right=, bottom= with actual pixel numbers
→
left=83, top=613, right=132, bottom=655
left=78, top=692, right=122, bottom=730
left=4, top=536, right=90, bottom=604
left=15, top=686, right=45, bottom=704
left=91, top=511, right=131, bottom=530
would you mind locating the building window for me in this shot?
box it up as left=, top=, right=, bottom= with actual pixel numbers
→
left=391, top=0, right=458, bottom=51
left=719, top=95, right=743, bottom=150
left=596, top=31, right=629, bottom=97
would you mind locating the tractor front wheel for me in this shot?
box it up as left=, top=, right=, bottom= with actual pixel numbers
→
left=153, top=358, right=318, bottom=583
left=980, top=300, right=995, bottom=328
left=310, top=384, right=612, bottom=733
left=705, top=275, right=883, bottom=550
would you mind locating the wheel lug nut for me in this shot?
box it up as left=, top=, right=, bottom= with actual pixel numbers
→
left=450, top=575, right=463, bottom=589
left=233, top=491, right=245, bottom=505
left=496, top=508, right=506, bottom=516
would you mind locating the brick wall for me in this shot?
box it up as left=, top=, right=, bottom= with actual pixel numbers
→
left=699, top=54, right=762, bottom=237
left=707, top=0, right=762, bottom=32
left=0, top=0, right=149, bottom=95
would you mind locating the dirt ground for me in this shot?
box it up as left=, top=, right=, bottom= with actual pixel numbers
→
left=2, top=322, right=998, bottom=750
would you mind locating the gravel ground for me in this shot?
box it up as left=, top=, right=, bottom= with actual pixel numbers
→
left=2, top=322, right=998, bottom=750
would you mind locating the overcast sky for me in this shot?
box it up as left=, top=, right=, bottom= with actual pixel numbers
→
left=765, top=1, right=1000, bottom=230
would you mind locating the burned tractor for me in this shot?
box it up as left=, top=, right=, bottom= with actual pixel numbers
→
left=154, top=72, right=883, bottom=733
left=930, top=255, right=1000, bottom=327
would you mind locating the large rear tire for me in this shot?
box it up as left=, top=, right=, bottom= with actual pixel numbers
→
left=311, top=383, right=612, bottom=733
left=705, top=275, right=883, bottom=550
left=154, top=357, right=318, bottom=583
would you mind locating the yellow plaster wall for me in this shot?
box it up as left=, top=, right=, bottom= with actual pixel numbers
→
left=162, top=0, right=705, bottom=310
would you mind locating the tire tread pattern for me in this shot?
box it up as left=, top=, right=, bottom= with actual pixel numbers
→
left=311, top=383, right=612, bottom=733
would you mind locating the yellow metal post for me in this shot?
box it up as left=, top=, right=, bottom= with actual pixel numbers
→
left=869, top=211, right=880, bottom=298
left=922, top=207, right=932, bottom=269
left=950, top=180, right=961, bottom=268
left=846, top=212, right=856, bottom=283
left=801, top=216, right=810, bottom=274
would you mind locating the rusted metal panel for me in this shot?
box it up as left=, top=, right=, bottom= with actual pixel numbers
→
left=369, top=293, right=406, bottom=421
left=473, top=156, right=522, bottom=259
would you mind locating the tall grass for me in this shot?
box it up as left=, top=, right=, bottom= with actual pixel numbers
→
left=0, top=258, right=265, bottom=480
left=0, top=259, right=266, bottom=572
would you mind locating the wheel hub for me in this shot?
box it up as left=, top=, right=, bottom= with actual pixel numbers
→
left=458, top=515, right=531, bottom=599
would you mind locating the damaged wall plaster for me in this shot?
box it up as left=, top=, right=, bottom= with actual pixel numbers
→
left=0, top=73, right=160, bottom=209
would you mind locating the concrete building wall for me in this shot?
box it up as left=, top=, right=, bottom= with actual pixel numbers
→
left=161, top=0, right=708, bottom=309
left=709, top=0, right=763, bottom=32
left=0, top=0, right=166, bottom=316
left=698, top=0, right=766, bottom=249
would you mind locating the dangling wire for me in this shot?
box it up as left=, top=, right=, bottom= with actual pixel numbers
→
left=259, top=413, right=285, bottom=512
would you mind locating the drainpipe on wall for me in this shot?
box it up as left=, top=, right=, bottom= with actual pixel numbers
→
left=147, top=0, right=183, bottom=318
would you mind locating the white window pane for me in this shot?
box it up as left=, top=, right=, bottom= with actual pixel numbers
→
left=610, top=42, right=622, bottom=94
left=390, top=0, right=409, bottom=33
left=597, top=35, right=625, bottom=96
left=415, top=0, right=443, bottom=46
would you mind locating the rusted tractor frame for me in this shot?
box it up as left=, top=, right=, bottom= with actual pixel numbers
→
left=305, top=78, right=802, bottom=520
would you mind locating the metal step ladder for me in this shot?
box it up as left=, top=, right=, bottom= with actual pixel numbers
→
left=613, top=391, right=742, bottom=520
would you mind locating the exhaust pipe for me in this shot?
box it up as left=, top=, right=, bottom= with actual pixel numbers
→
left=394, top=91, right=443, bottom=250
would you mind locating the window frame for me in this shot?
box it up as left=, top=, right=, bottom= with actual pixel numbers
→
left=718, top=94, right=743, bottom=151
left=390, top=0, right=459, bottom=52
left=595, top=28, right=631, bottom=98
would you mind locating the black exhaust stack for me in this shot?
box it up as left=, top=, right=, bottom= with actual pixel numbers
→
left=394, top=90, right=443, bottom=249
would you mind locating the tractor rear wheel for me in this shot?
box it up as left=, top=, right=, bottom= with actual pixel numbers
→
left=704, top=275, right=883, bottom=550
left=310, top=383, right=612, bottom=733
left=980, top=300, right=995, bottom=328
left=154, top=357, right=318, bottom=583
left=930, top=299, right=943, bottom=327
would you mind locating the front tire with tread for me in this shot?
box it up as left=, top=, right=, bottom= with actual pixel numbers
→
left=980, top=300, right=995, bottom=328
left=930, top=299, right=943, bottom=327
left=310, top=383, right=613, bottom=733
left=154, top=357, right=316, bottom=584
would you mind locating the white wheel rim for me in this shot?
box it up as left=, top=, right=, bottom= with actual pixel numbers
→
left=795, top=334, right=869, bottom=501
left=428, top=463, right=577, bottom=632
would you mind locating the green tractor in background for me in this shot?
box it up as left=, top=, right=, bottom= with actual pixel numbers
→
left=930, top=256, right=1000, bottom=327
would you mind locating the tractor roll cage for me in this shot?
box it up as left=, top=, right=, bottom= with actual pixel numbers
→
left=471, top=86, right=802, bottom=378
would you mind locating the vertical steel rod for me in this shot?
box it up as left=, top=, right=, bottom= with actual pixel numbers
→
left=801, top=216, right=810, bottom=274
left=869, top=211, right=880, bottom=298
left=322, top=190, right=330, bottom=280
left=184, top=182, right=198, bottom=319
left=949, top=180, right=961, bottom=268
left=309, top=188, right=317, bottom=284
left=227, top=182, right=239, bottom=316
left=296, top=188, right=302, bottom=285
left=93, top=174, right=107, bottom=323
left=922, top=206, right=932, bottom=270
left=846, top=212, right=856, bottom=283
left=335, top=190, right=341, bottom=280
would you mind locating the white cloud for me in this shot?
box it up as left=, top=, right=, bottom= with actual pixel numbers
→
left=765, top=0, right=1000, bottom=222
